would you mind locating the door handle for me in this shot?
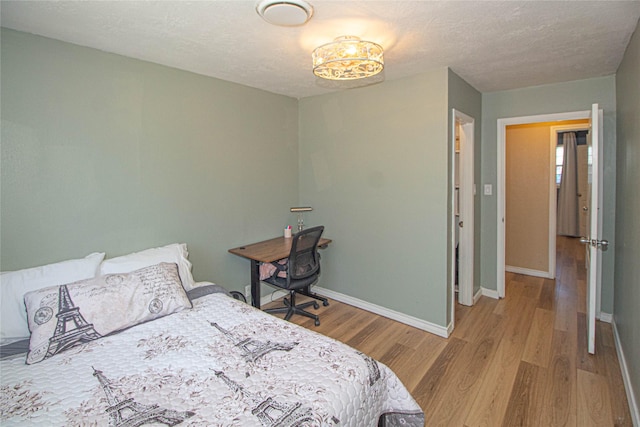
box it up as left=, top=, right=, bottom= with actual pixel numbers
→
left=580, top=237, right=609, bottom=251
left=582, top=206, right=589, bottom=211
left=458, top=221, right=464, bottom=228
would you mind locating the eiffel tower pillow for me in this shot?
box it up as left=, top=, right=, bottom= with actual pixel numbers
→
left=23, top=262, right=192, bottom=364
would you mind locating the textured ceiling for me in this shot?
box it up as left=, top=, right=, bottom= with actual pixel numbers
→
left=2, top=1, right=639, bottom=99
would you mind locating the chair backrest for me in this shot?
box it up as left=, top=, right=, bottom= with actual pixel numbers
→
left=288, top=225, right=324, bottom=281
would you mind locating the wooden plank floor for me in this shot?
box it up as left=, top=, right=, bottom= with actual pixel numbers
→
left=264, top=236, right=632, bottom=426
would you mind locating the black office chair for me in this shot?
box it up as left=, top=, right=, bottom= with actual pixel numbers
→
left=263, top=225, right=326, bottom=326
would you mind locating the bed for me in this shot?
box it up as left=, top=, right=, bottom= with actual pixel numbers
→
left=0, top=244, right=424, bottom=426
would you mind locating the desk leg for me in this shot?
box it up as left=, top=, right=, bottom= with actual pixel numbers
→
left=250, top=259, right=260, bottom=309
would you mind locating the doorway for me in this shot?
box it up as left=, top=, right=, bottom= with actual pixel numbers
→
left=502, top=119, right=589, bottom=280
left=496, top=109, right=602, bottom=316
left=451, top=109, right=475, bottom=318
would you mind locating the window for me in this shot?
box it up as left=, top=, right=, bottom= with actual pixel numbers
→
left=556, top=145, right=564, bottom=186
left=557, top=129, right=589, bottom=186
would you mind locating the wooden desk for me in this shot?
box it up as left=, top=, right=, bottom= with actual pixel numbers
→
left=229, top=236, right=332, bottom=308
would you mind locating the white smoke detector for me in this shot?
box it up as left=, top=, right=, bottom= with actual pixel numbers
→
left=256, top=0, right=314, bottom=27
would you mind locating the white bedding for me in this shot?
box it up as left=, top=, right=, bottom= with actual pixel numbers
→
left=0, top=292, right=423, bottom=426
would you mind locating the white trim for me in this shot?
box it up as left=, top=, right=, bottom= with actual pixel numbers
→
left=496, top=110, right=591, bottom=299
left=548, top=127, right=557, bottom=280
left=446, top=321, right=454, bottom=337
left=481, top=287, right=500, bottom=300
left=597, top=312, right=613, bottom=323
left=313, top=286, right=450, bottom=338
left=497, top=121, right=506, bottom=298
left=612, top=318, right=640, bottom=427
left=473, top=287, right=483, bottom=304
left=595, top=108, right=605, bottom=331
left=505, top=265, right=554, bottom=279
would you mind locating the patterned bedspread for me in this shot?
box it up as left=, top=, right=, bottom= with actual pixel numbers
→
left=0, top=292, right=424, bottom=426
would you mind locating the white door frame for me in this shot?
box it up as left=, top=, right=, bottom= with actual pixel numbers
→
left=497, top=110, right=592, bottom=298
left=451, top=109, right=475, bottom=316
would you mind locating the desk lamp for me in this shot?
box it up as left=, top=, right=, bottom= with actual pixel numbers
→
left=290, top=207, right=312, bottom=232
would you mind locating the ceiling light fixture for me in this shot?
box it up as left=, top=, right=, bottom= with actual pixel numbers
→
left=256, top=0, right=314, bottom=27
left=312, top=36, right=384, bottom=81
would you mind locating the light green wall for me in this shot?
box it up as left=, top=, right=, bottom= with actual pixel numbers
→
left=614, top=19, right=640, bottom=419
left=298, top=70, right=450, bottom=327
left=481, top=76, right=617, bottom=314
left=447, top=69, right=483, bottom=317
left=0, top=30, right=463, bottom=329
left=0, top=29, right=299, bottom=292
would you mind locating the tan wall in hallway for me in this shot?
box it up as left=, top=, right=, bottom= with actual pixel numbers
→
left=506, top=123, right=551, bottom=272
left=505, top=120, right=589, bottom=273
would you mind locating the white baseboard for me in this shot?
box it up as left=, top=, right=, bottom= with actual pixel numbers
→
left=446, top=321, right=454, bottom=337
left=481, top=287, right=500, bottom=299
left=473, top=288, right=483, bottom=304
left=313, top=286, right=450, bottom=338
left=612, top=318, right=639, bottom=427
left=598, top=312, right=613, bottom=323
left=506, top=265, right=554, bottom=279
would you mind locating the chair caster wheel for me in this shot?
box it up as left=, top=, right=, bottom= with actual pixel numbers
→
left=313, top=302, right=319, bottom=309
left=229, top=291, right=247, bottom=303
left=322, top=300, right=329, bottom=306
left=314, top=319, right=320, bottom=326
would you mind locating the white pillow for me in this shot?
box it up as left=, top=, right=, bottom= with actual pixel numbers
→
left=0, top=252, right=105, bottom=343
left=100, top=243, right=196, bottom=291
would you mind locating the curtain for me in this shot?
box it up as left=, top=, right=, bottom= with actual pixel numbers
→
left=557, top=132, right=580, bottom=236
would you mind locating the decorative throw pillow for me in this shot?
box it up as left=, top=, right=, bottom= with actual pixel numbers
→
left=24, top=262, right=192, bottom=364
left=0, top=252, right=105, bottom=343
left=100, top=243, right=197, bottom=290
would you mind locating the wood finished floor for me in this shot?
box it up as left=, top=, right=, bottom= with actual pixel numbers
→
left=264, top=236, right=632, bottom=426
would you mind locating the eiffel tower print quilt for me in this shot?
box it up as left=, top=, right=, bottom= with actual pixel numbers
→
left=0, top=289, right=424, bottom=426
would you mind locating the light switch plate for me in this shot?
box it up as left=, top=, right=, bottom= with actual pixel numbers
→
left=484, top=184, right=493, bottom=195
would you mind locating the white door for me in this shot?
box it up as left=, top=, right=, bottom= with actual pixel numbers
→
left=581, top=103, right=605, bottom=355
left=458, top=120, right=474, bottom=306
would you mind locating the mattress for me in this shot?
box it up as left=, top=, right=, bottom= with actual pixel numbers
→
left=0, top=291, right=423, bottom=426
